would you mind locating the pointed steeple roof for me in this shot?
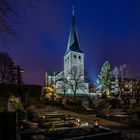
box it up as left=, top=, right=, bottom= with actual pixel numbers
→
left=65, top=13, right=83, bottom=55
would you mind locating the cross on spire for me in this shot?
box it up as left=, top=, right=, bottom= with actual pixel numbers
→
left=65, top=5, right=83, bottom=55
left=72, top=6, right=75, bottom=16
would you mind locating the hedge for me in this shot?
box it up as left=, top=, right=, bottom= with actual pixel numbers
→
left=0, top=84, right=42, bottom=109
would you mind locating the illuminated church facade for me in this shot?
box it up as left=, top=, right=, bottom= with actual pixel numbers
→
left=45, top=13, right=89, bottom=95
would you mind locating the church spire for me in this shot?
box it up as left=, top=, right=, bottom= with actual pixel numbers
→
left=72, top=6, right=75, bottom=16
left=65, top=8, right=83, bottom=55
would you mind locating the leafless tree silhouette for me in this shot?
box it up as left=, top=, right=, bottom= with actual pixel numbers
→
left=0, top=52, right=15, bottom=83
left=58, top=66, right=86, bottom=98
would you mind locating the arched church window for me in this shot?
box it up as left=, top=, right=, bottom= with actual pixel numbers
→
left=74, top=55, right=77, bottom=58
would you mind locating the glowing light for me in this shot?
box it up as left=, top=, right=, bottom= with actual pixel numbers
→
left=93, top=119, right=100, bottom=126
left=76, top=118, right=81, bottom=127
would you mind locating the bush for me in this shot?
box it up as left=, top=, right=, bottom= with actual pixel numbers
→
left=66, top=105, right=85, bottom=112
left=0, top=84, right=42, bottom=108
left=17, top=102, right=26, bottom=120
left=45, top=123, right=55, bottom=134
left=96, top=99, right=110, bottom=111
left=109, top=98, right=121, bottom=109
left=68, top=98, right=81, bottom=106
left=0, top=107, right=5, bottom=112
left=26, top=105, right=38, bottom=121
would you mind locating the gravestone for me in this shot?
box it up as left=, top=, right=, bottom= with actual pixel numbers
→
left=62, top=97, right=67, bottom=108
left=129, top=98, right=136, bottom=108
left=82, top=99, right=89, bottom=110
left=0, top=112, right=17, bottom=140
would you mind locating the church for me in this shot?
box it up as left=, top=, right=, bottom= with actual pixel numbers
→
left=45, top=12, right=89, bottom=95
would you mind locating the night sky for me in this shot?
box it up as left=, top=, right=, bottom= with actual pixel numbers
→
left=1, top=0, right=140, bottom=85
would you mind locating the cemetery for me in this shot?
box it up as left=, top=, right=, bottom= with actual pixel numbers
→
left=20, top=107, right=121, bottom=140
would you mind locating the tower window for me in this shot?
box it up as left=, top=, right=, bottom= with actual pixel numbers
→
left=78, top=56, right=81, bottom=59
left=74, top=55, right=77, bottom=58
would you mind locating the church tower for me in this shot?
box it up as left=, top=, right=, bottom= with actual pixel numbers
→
left=64, top=12, right=84, bottom=80
left=45, top=9, right=89, bottom=94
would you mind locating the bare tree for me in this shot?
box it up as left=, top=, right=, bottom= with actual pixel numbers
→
left=112, top=64, right=130, bottom=98
left=0, top=52, right=15, bottom=84
left=112, top=66, right=119, bottom=79
left=58, top=66, right=87, bottom=98
left=0, top=1, right=16, bottom=34
left=0, top=0, right=46, bottom=45
left=112, top=66, right=120, bottom=97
